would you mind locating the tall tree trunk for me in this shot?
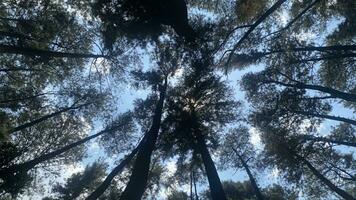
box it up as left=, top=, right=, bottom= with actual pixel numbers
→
left=0, top=31, right=33, bottom=40
left=0, top=67, right=38, bottom=72
left=232, top=148, right=264, bottom=200
left=297, top=155, right=355, bottom=200
left=0, top=17, right=36, bottom=22
left=236, top=47, right=356, bottom=63
left=269, top=0, right=321, bottom=36
left=0, top=44, right=108, bottom=59
left=119, top=79, right=167, bottom=200
left=193, top=169, right=199, bottom=200
left=265, top=45, right=356, bottom=54
left=227, top=0, right=287, bottom=64
left=301, top=135, right=356, bottom=147
left=9, top=103, right=90, bottom=134
left=195, top=131, right=227, bottom=200
left=0, top=128, right=112, bottom=178
left=190, top=169, right=194, bottom=200
left=0, top=92, right=51, bottom=104
left=85, top=134, right=148, bottom=200
left=292, top=53, right=356, bottom=63
left=291, top=110, right=356, bottom=126
left=265, top=80, right=356, bottom=103
left=291, top=45, right=356, bottom=52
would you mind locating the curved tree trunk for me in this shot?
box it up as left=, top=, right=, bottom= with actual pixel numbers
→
left=190, top=170, right=194, bottom=200
left=292, top=53, right=356, bottom=63
left=0, top=44, right=108, bottom=59
left=291, top=110, right=356, bottom=126
left=195, top=131, right=227, bottom=200
left=85, top=134, right=147, bottom=200
left=232, top=148, right=264, bottom=200
left=227, top=0, right=287, bottom=64
left=266, top=80, right=356, bottom=103
left=270, top=0, right=321, bottom=36
left=0, top=67, right=39, bottom=72
left=298, top=155, right=355, bottom=200
left=236, top=46, right=356, bottom=65
left=0, top=31, right=33, bottom=40
left=0, top=128, right=111, bottom=178
left=119, top=79, right=167, bottom=200
left=0, top=92, right=52, bottom=104
left=193, top=169, right=199, bottom=200
left=301, top=135, right=356, bottom=148
left=9, top=103, right=90, bottom=134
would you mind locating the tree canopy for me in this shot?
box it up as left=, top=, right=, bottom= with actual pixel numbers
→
left=0, top=0, right=355, bottom=199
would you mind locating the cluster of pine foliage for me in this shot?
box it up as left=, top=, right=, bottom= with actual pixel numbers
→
left=0, top=0, right=355, bottom=199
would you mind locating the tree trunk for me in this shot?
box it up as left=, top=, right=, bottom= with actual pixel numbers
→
left=0, top=92, right=51, bottom=104
left=85, top=134, right=147, bottom=200
left=0, top=128, right=111, bottom=178
left=269, top=45, right=356, bottom=54
left=193, top=169, right=199, bottom=200
left=301, top=135, right=356, bottom=147
left=119, top=79, right=167, bottom=200
left=292, top=53, right=356, bottom=63
left=297, top=155, right=355, bottom=200
left=291, top=110, right=356, bottom=126
left=190, top=170, right=194, bottom=200
left=232, top=148, right=264, bottom=200
left=0, top=67, right=39, bottom=72
left=0, top=31, right=33, bottom=40
left=266, top=80, right=356, bottom=103
left=291, top=45, right=356, bottom=52
left=195, top=131, right=227, bottom=200
left=227, top=0, right=287, bottom=64
left=9, top=103, right=90, bottom=134
left=271, top=0, right=321, bottom=36
left=0, top=44, right=108, bottom=59
left=236, top=48, right=356, bottom=63
left=0, top=17, right=36, bottom=22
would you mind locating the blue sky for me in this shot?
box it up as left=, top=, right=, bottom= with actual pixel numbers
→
left=18, top=2, right=355, bottom=199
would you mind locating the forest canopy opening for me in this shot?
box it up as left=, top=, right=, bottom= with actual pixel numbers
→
left=0, top=0, right=355, bottom=199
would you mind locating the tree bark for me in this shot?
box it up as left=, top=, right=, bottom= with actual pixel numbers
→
left=297, top=155, right=355, bottom=200
left=9, top=103, right=90, bottom=134
left=227, top=0, right=287, bottom=64
left=85, top=134, right=147, bottom=200
left=195, top=131, right=227, bottom=200
left=193, top=169, right=199, bottom=200
left=267, top=0, right=321, bottom=37
left=291, top=53, right=356, bottom=63
left=300, top=135, right=356, bottom=148
left=0, top=128, right=112, bottom=178
left=0, top=67, right=39, bottom=72
left=234, top=47, right=356, bottom=63
left=232, top=148, right=264, bottom=200
left=0, top=44, right=108, bottom=59
left=119, top=79, right=167, bottom=200
left=291, top=110, right=356, bottom=126
left=190, top=170, right=194, bottom=200
left=265, top=80, right=356, bottom=103
left=0, top=31, right=33, bottom=40
left=0, top=92, right=51, bottom=104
